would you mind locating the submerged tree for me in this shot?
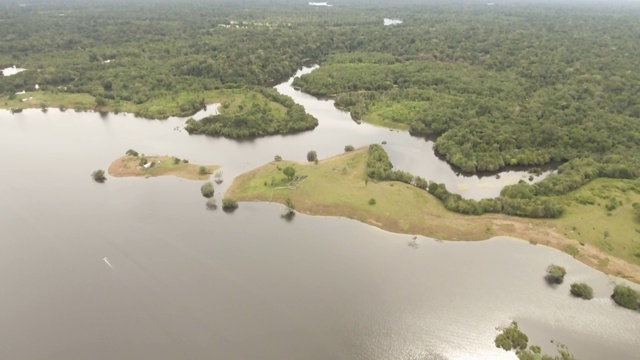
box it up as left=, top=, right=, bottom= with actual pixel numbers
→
left=200, top=181, right=214, bottom=198
left=222, top=198, right=239, bottom=212
left=611, top=284, right=640, bottom=311
left=545, top=264, right=567, bottom=285
left=570, top=282, right=594, bottom=300
left=91, top=169, right=107, bottom=183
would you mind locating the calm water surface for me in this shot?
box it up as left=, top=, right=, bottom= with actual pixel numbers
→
left=0, top=69, right=638, bottom=360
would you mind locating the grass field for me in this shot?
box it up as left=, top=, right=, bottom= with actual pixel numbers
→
left=0, top=88, right=289, bottom=120
left=108, top=155, right=219, bottom=181
left=226, top=148, right=640, bottom=283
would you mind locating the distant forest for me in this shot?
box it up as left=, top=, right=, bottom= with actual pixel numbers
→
left=2, top=0, right=640, bottom=213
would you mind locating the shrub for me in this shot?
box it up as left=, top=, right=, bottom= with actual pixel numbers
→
left=274, top=155, right=282, bottom=161
left=545, top=264, right=567, bottom=284
left=173, top=157, right=181, bottom=164
left=307, top=150, right=317, bottom=162
left=182, top=159, right=189, bottom=163
left=368, top=198, right=376, bottom=205
left=139, top=157, right=148, bottom=166
left=205, top=198, right=217, bottom=210
left=200, top=181, right=214, bottom=198
left=91, top=169, right=106, bottom=183
left=222, top=198, right=239, bottom=211
left=570, top=283, right=594, bottom=300
left=199, top=166, right=207, bottom=175
left=344, top=145, right=355, bottom=152
left=125, top=149, right=139, bottom=157
left=612, top=285, right=640, bottom=310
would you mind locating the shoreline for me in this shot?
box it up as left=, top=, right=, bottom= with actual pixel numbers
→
left=225, top=149, right=640, bottom=284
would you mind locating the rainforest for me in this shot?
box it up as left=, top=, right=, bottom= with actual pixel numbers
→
left=1, top=0, right=640, bottom=213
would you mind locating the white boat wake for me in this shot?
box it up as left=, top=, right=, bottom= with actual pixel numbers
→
left=102, top=257, right=113, bottom=269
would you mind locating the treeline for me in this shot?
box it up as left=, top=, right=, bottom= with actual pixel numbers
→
left=184, top=88, right=317, bottom=138
left=366, top=144, right=564, bottom=218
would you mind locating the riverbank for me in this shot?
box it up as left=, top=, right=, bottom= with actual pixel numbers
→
left=226, top=148, right=640, bottom=284
left=108, top=155, right=218, bottom=180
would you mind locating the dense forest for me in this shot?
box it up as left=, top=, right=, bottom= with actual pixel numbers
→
left=2, top=0, right=640, bottom=209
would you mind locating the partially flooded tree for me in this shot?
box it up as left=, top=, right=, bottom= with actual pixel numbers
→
left=91, top=169, right=106, bottom=183
left=200, top=181, right=214, bottom=198
left=545, top=264, right=567, bottom=285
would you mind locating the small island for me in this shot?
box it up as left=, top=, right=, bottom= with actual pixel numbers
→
left=108, top=150, right=218, bottom=180
left=225, top=146, right=640, bottom=284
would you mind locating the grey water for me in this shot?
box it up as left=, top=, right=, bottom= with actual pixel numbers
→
left=0, top=68, right=638, bottom=360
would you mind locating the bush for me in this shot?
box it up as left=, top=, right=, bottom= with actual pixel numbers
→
left=205, top=198, right=217, bottom=210
left=182, top=159, right=189, bottom=163
left=200, top=181, right=214, bottom=198
left=173, top=157, right=181, bottom=164
left=545, top=264, right=567, bottom=284
left=612, top=285, right=640, bottom=310
left=125, top=149, right=139, bottom=157
left=307, top=150, right=317, bottom=162
left=274, top=155, right=282, bottom=162
left=222, top=198, right=239, bottom=211
left=368, top=198, right=376, bottom=205
left=570, top=283, right=594, bottom=300
left=199, top=166, right=207, bottom=175
left=91, top=169, right=106, bottom=183
left=344, top=145, right=355, bottom=152
left=139, top=157, right=148, bottom=166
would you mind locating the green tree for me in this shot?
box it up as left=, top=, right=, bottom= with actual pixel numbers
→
left=307, top=150, right=317, bottom=162
left=91, top=169, right=107, bottom=183
left=545, top=264, right=567, bottom=284
left=368, top=198, right=376, bottom=205
left=200, top=181, right=214, bottom=198
left=222, top=198, right=239, bottom=211
left=199, top=166, right=207, bottom=175
left=570, top=282, right=594, bottom=300
left=344, top=145, right=355, bottom=152
left=282, top=166, right=296, bottom=181
left=125, top=149, right=139, bottom=157
left=495, top=322, right=528, bottom=352
left=611, top=284, right=640, bottom=310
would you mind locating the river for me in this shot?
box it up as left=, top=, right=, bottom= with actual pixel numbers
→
left=0, top=67, right=638, bottom=360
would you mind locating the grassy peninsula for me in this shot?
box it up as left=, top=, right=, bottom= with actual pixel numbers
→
left=108, top=153, right=218, bottom=181
left=226, top=147, right=640, bottom=283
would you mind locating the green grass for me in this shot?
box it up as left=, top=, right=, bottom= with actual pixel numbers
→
left=1, top=88, right=288, bottom=120
left=362, top=100, right=427, bottom=130
left=2, top=91, right=98, bottom=111
left=555, top=178, right=640, bottom=266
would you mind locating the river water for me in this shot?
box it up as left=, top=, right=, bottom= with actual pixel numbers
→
left=0, top=68, right=638, bottom=360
